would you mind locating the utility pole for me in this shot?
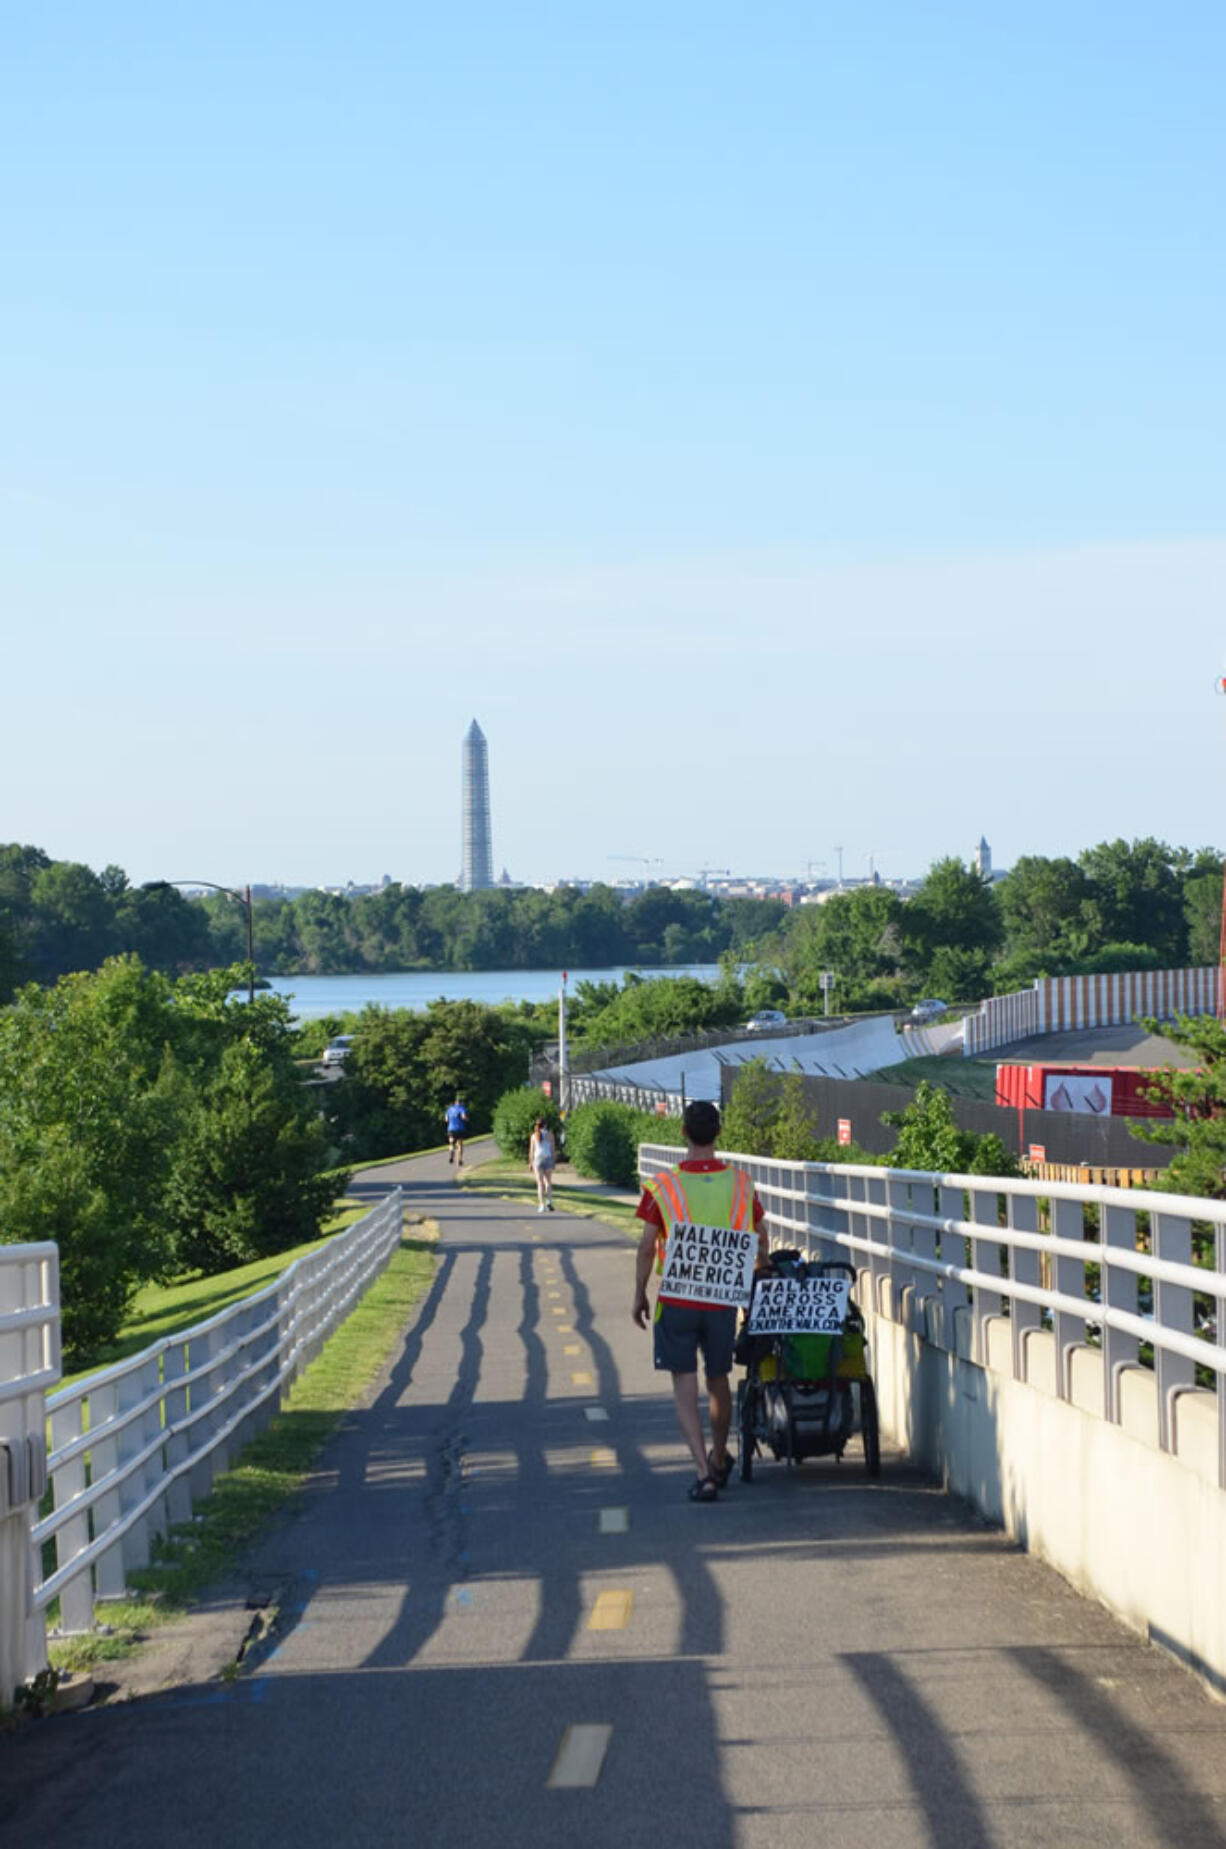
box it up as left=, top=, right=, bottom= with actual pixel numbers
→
left=558, top=970, right=569, bottom=1115
left=834, top=845, right=844, bottom=888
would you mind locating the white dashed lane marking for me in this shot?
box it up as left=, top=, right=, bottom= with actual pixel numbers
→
left=547, top=1724, right=613, bottom=1789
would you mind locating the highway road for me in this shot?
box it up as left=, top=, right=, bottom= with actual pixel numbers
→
left=5, top=1146, right=1226, bottom=1847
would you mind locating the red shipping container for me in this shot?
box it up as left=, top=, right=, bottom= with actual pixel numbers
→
left=995, top=1064, right=1172, bottom=1119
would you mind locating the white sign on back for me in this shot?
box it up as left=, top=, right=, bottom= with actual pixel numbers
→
left=747, top=1276, right=850, bottom=1336
left=658, top=1222, right=757, bottom=1309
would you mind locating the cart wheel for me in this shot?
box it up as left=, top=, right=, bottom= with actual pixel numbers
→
left=860, top=1378, right=881, bottom=1478
left=737, top=1381, right=755, bottom=1482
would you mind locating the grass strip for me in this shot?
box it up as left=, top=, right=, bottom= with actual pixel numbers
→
left=60, top=1150, right=459, bottom=1387
left=458, top=1156, right=642, bottom=1240
left=48, top=1221, right=438, bottom=1673
left=61, top=1207, right=370, bottom=1388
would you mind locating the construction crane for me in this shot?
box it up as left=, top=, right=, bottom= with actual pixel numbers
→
left=695, top=866, right=730, bottom=885
left=608, top=856, right=663, bottom=882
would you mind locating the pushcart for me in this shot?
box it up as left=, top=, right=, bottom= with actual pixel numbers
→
left=735, top=1253, right=880, bottom=1481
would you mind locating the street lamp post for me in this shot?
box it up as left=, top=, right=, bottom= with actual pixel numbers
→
left=168, top=880, right=255, bottom=1003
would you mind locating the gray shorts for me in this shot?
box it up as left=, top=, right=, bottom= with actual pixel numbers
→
left=653, top=1301, right=737, bottom=1378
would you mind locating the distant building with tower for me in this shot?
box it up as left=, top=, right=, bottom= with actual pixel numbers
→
left=974, top=836, right=992, bottom=880
left=460, top=719, right=494, bottom=891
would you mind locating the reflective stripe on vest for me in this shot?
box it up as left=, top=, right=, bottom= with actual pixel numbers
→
left=645, top=1165, right=754, bottom=1272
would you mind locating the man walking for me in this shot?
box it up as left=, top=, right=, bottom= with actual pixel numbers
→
left=632, top=1099, right=768, bottom=1501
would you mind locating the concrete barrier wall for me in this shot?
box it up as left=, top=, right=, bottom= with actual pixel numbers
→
left=964, top=964, right=1219, bottom=1057
left=861, top=1277, right=1226, bottom=1695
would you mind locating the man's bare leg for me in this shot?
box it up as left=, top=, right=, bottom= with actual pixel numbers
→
left=671, top=1372, right=711, bottom=1478
left=708, top=1374, right=732, bottom=1472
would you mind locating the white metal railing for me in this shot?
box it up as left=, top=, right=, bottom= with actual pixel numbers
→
left=13, top=1187, right=404, bottom=1679
left=1, top=1243, right=60, bottom=1701
left=568, top=1074, right=684, bottom=1114
left=639, top=1145, right=1226, bottom=1490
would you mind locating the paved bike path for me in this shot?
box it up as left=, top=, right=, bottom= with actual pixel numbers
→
left=5, top=1146, right=1226, bottom=1848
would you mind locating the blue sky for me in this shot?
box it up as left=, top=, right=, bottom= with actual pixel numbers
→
left=4, top=3, right=1224, bottom=889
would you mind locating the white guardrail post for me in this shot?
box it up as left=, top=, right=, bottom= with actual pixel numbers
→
left=0, top=1244, right=60, bottom=1702
left=0, top=1187, right=405, bottom=1690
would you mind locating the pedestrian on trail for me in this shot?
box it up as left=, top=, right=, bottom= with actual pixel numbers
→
left=528, top=1116, right=557, bottom=1212
left=445, top=1096, right=470, bottom=1166
left=632, top=1099, right=768, bottom=1502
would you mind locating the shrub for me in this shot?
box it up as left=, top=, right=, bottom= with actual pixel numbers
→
left=566, top=1102, right=640, bottom=1187
left=721, top=1059, right=779, bottom=1156
left=564, top=1102, right=684, bottom=1186
left=493, top=1087, right=562, bottom=1160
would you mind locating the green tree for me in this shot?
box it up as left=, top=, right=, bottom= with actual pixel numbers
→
left=997, top=855, right=1092, bottom=964
left=905, top=858, right=1002, bottom=991
left=0, top=959, right=184, bottom=1357
left=493, top=1087, right=562, bottom=1160
left=923, top=945, right=993, bottom=1002
left=0, top=915, right=21, bottom=1004
left=570, top=973, right=742, bottom=1047
left=781, top=886, right=906, bottom=1011
left=328, top=1000, right=532, bottom=1160
left=721, top=1059, right=782, bottom=1156
left=1132, top=1012, right=1226, bottom=1198
left=164, top=1038, right=333, bottom=1272
left=117, top=881, right=214, bottom=974
left=1078, top=837, right=1185, bottom=964
left=27, top=860, right=113, bottom=980
left=882, top=1081, right=1019, bottom=1177
left=1182, top=869, right=1223, bottom=968
left=771, top=1074, right=822, bottom=1161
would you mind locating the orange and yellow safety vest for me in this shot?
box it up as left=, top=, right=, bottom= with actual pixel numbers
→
left=643, top=1164, right=756, bottom=1281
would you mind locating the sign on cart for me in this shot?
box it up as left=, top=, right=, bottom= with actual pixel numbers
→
left=747, top=1275, right=850, bottom=1336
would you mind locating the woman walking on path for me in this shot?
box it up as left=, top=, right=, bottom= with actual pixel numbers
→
left=528, top=1117, right=557, bottom=1212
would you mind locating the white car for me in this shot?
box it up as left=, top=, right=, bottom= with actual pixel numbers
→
left=744, top=1009, right=788, bottom=1032
left=321, top=1035, right=354, bottom=1068
left=909, top=999, right=949, bottom=1023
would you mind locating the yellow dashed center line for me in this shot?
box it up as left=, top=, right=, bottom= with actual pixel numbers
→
left=588, top=1590, right=633, bottom=1630
left=589, top=1447, right=617, bottom=1470
left=571, top=1371, right=594, bottom=1387
left=563, top=1343, right=581, bottom=1356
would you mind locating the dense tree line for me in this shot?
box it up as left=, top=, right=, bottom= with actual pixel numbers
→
left=4, top=834, right=1221, bottom=1026
left=0, top=844, right=786, bottom=998
left=770, top=838, right=1224, bottom=1013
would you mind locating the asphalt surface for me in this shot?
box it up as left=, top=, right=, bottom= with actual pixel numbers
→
left=989, top=1024, right=1199, bottom=1069
left=5, top=1145, right=1226, bottom=1847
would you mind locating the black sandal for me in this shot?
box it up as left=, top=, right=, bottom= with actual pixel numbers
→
left=688, top=1475, right=719, bottom=1502
left=708, top=1449, right=733, bottom=1489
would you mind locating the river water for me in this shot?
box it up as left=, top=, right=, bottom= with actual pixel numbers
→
left=264, top=965, right=723, bottom=1020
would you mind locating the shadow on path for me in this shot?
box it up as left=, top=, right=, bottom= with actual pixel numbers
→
left=1010, top=1645, right=1226, bottom=1849
left=362, top=1249, right=493, bottom=1668
left=842, top=1651, right=1000, bottom=1849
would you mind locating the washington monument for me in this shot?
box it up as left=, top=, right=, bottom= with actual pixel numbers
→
left=460, top=719, right=494, bottom=891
